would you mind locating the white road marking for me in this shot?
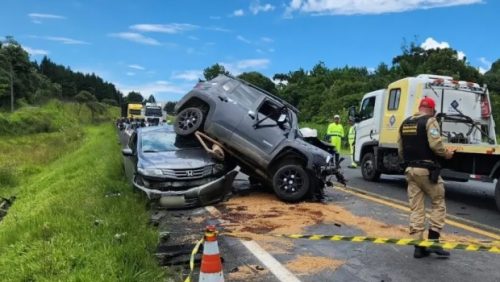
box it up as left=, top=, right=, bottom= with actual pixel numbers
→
left=204, top=206, right=301, bottom=282
left=240, top=240, right=301, bottom=282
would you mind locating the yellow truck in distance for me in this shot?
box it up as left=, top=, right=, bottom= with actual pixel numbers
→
left=127, top=103, right=144, bottom=119
left=349, top=74, right=500, bottom=211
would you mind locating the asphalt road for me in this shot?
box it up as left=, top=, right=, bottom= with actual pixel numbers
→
left=340, top=165, right=500, bottom=231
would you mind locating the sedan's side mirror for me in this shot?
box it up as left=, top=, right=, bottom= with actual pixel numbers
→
left=122, top=148, right=134, bottom=157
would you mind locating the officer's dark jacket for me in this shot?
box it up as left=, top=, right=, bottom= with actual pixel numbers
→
left=399, top=115, right=435, bottom=162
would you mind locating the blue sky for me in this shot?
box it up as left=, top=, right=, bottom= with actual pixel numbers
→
left=1, top=0, right=498, bottom=102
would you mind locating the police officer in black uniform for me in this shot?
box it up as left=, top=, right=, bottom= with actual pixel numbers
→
left=398, top=97, right=454, bottom=258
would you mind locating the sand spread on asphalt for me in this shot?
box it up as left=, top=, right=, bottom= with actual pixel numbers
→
left=219, top=192, right=483, bottom=251
left=226, top=264, right=269, bottom=280
left=285, top=255, right=344, bottom=275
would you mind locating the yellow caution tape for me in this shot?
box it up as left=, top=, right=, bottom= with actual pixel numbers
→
left=276, top=234, right=500, bottom=254
left=184, top=237, right=204, bottom=282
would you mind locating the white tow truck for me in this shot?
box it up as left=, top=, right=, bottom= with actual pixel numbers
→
left=349, top=74, right=500, bottom=211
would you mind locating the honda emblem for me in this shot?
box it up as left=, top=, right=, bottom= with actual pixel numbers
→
left=186, top=170, right=193, bottom=177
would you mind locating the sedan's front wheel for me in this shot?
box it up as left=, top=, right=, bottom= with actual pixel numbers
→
left=174, top=107, right=204, bottom=136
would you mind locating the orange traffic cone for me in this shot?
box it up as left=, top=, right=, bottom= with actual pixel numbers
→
left=199, top=225, right=224, bottom=282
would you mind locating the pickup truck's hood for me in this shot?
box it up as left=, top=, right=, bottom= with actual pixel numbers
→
left=139, top=149, right=215, bottom=169
left=295, top=137, right=332, bottom=160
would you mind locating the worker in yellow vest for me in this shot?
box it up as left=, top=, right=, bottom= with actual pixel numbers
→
left=347, top=118, right=357, bottom=168
left=327, top=114, right=344, bottom=153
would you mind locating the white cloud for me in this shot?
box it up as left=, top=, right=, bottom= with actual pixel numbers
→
left=285, top=0, right=482, bottom=16
left=109, top=32, right=160, bottom=45
left=237, top=59, right=270, bottom=69
left=478, top=57, right=492, bottom=73
left=23, top=46, right=49, bottom=56
left=421, top=37, right=450, bottom=49
left=28, top=13, right=66, bottom=23
left=237, top=35, right=252, bottom=44
left=130, top=23, right=198, bottom=34
left=117, top=81, right=187, bottom=100
left=250, top=1, right=276, bottom=14
left=172, top=70, right=203, bottom=81
left=128, top=64, right=145, bottom=70
left=420, top=37, right=466, bottom=60
left=220, top=58, right=270, bottom=75
left=31, top=35, right=90, bottom=45
left=233, top=9, right=245, bottom=16
left=260, top=37, right=274, bottom=43
left=206, top=26, right=231, bottom=32
left=126, top=72, right=135, bottom=76
left=478, top=67, right=488, bottom=74
left=479, top=57, right=492, bottom=67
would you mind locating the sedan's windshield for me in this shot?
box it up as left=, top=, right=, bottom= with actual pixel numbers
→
left=141, top=131, right=199, bottom=152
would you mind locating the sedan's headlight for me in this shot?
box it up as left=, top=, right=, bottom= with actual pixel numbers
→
left=212, top=164, right=225, bottom=175
left=138, top=168, right=163, bottom=177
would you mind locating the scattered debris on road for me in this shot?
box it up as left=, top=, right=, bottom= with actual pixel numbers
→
left=285, top=255, right=344, bottom=275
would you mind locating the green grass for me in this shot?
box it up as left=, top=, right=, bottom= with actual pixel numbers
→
left=0, top=124, right=165, bottom=281
left=0, top=128, right=84, bottom=189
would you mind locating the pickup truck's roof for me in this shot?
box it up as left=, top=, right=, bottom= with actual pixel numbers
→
left=210, top=74, right=299, bottom=113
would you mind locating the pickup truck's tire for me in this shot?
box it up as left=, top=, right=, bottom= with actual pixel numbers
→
left=174, top=107, right=204, bottom=136
left=361, top=152, right=381, bottom=181
left=272, top=161, right=310, bottom=202
left=495, top=179, right=500, bottom=211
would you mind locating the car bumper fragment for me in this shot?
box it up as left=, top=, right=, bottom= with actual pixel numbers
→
left=133, top=170, right=238, bottom=208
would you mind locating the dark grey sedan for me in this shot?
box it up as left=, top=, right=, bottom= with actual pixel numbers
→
left=122, top=125, right=237, bottom=208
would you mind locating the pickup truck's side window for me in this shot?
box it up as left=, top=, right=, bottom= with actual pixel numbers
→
left=388, top=88, right=401, bottom=110
left=360, top=97, right=376, bottom=121
left=258, top=100, right=281, bottom=122
left=223, top=82, right=260, bottom=110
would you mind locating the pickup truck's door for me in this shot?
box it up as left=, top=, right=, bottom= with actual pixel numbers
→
left=355, top=90, right=383, bottom=162
left=206, top=80, right=256, bottom=143
left=231, top=97, right=287, bottom=168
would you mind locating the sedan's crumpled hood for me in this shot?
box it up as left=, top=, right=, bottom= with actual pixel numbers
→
left=139, top=148, right=216, bottom=169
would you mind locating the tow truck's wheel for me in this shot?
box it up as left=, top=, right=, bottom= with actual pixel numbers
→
left=174, top=107, right=204, bottom=136
left=361, top=152, right=381, bottom=181
left=272, top=161, right=310, bottom=202
left=495, top=179, right=500, bottom=211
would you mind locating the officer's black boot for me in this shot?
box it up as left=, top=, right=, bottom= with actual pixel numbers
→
left=413, top=246, right=430, bottom=258
left=428, top=229, right=450, bottom=258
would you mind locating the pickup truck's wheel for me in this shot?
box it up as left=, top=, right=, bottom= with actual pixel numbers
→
left=495, top=179, right=500, bottom=211
left=174, top=107, right=204, bottom=136
left=272, top=161, right=310, bottom=202
left=361, top=152, right=381, bottom=181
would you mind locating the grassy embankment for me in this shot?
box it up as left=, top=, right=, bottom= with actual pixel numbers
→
left=0, top=101, right=165, bottom=281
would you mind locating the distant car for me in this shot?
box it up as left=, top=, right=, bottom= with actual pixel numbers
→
left=174, top=74, right=345, bottom=202
left=122, top=125, right=237, bottom=208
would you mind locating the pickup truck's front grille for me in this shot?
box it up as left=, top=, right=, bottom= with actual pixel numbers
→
left=161, top=166, right=212, bottom=179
